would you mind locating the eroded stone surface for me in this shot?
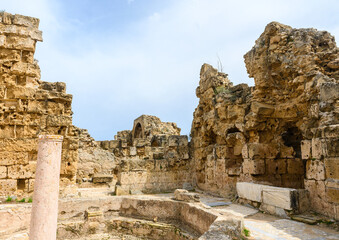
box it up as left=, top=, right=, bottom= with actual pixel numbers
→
left=191, top=22, right=339, bottom=219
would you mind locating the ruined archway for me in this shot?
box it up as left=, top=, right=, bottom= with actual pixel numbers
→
left=134, top=123, right=143, bottom=139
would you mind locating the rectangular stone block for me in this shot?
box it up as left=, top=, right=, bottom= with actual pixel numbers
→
left=304, top=179, right=326, bottom=213
left=266, top=159, right=286, bottom=174
left=8, top=162, right=36, bottom=179
left=227, top=166, right=241, bottom=176
left=0, top=166, right=7, bottom=178
left=130, top=147, right=137, bottom=156
left=312, top=138, right=323, bottom=159
left=249, top=159, right=265, bottom=175
left=0, top=139, right=38, bottom=152
left=287, top=158, right=304, bottom=175
left=323, top=138, right=339, bottom=158
left=92, top=174, right=113, bottom=183
left=248, top=143, right=278, bottom=159
left=262, top=187, right=298, bottom=210
left=28, top=179, right=35, bottom=192
left=306, top=160, right=325, bottom=180
left=301, top=140, right=311, bottom=159
left=0, top=179, right=17, bottom=195
left=0, top=151, right=29, bottom=166
left=236, top=182, right=264, bottom=202
left=13, top=14, right=40, bottom=28
left=248, top=143, right=266, bottom=159
left=5, top=36, right=35, bottom=51
left=326, top=187, right=339, bottom=204
left=241, top=144, right=249, bottom=159
left=46, top=115, right=72, bottom=127
left=280, top=145, right=294, bottom=159
left=324, top=158, right=339, bottom=180
left=0, top=35, right=6, bottom=47
left=2, top=24, right=43, bottom=41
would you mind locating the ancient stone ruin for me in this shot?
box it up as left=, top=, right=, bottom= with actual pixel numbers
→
left=0, top=11, right=338, bottom=240
left=191, top=22, right=339, bottom=218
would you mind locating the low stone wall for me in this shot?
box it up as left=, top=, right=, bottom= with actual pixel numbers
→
left=0, top=195, right=243, bottom=240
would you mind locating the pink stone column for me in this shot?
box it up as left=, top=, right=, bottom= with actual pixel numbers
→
left=29, top=135, right=63, bottom=240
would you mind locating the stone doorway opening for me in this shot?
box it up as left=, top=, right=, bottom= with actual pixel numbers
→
left=281, top=126, right=305, bottom=189
left=134, top=123, right=143, bottom=138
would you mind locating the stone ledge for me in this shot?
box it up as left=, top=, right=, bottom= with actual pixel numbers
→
left=236, top=182, right=309, bottom=214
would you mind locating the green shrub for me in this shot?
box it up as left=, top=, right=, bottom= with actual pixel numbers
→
left=5, top=196, right=13, bottom=202
left=243, top=228, right=250, bottom=237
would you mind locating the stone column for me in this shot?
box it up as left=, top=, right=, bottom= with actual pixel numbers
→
left=29, top=135, right=63, bottom=240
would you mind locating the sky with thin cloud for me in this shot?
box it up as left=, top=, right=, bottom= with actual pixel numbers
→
left=1, top=0, right=338, bottom=140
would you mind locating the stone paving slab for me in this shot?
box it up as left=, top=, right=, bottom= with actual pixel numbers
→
left=215, top=204, right=259, bottom=218
left=244, top=213, right=339, bottom=240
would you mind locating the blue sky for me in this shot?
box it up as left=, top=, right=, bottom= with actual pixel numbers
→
left=2, top=0, right=339, bottom=140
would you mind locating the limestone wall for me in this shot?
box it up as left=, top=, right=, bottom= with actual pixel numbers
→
left=99, top=115, right=193, bottom=194
left=0, top=12, right=79, bottom=197
left=76, top=128, right=116, bottom=187
left=191, top=22, right=339, bottom=218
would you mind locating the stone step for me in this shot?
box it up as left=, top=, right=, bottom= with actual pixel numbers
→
left=77, top=188, right=114, bottom=198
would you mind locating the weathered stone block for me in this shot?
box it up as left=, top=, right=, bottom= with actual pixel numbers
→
left=326, top=187, right=339, bottom=204
left=92, top=174, right=113, bottom=183
left=248, top=143, right=265, bottom=159
left=13, top=14, right=40, bottom=28
left=306, top=160, right=325, bottom=180
left=312, top=138, right=323, bottom=159
left=115, top=185, right=129, bottom=196
left=266, top=159, right=287, bottom=174
left=0, top=35, right=6, bottom=47
left=241, top=144, right=249, bottom=159
left=251, top=102, right=275, bottom=116
left=247, top=159, right=265, bottom=175
left=0, top=166, right=7, bottom=178
left=304, top=179, right=326, bottom=213
left=0, top=152, right=29, bottom=166
left=5, top=36, right=35, bottom=51
left=0, top=179, right=17, bottom=195
left=280, top=145, right=294, bottom=159
left=237, top=182, right=264, bottom=202
left=287, top=158, right=304, bottom=175
left=8, top=162, right=36, bottom=179
left=301, top=140, right=311, bottom=159
left=130, top=147, right=137, bottom=156
left=323, top=138, right=339, bottom=157
left=259, top=203, right=288, bottom=218
left=320, top=82, right=339, bottom=101
left=262, top=187, right=298, bottom=210
left=227, top=166, right=241, bottom=176
left=174, top=189, right=200, bottom=202
left=28, top=179, right=35, bottom=192
left=324, top=158, right=339, bottom=180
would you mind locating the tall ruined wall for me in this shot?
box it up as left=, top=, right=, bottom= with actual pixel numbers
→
left=0, top=12, right=79, bottom=197
left=76, top=127, right=116, bottom=187
left=191, top=22, right=339, bottom=218
left=99, top=115, right=192, bottom=194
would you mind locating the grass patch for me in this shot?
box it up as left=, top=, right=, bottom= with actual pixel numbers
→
left=243, top=227, right=250, bottom=237
left=5, top=196, right=13, bottom=202
left=214, top=86, right=230, bottom=95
